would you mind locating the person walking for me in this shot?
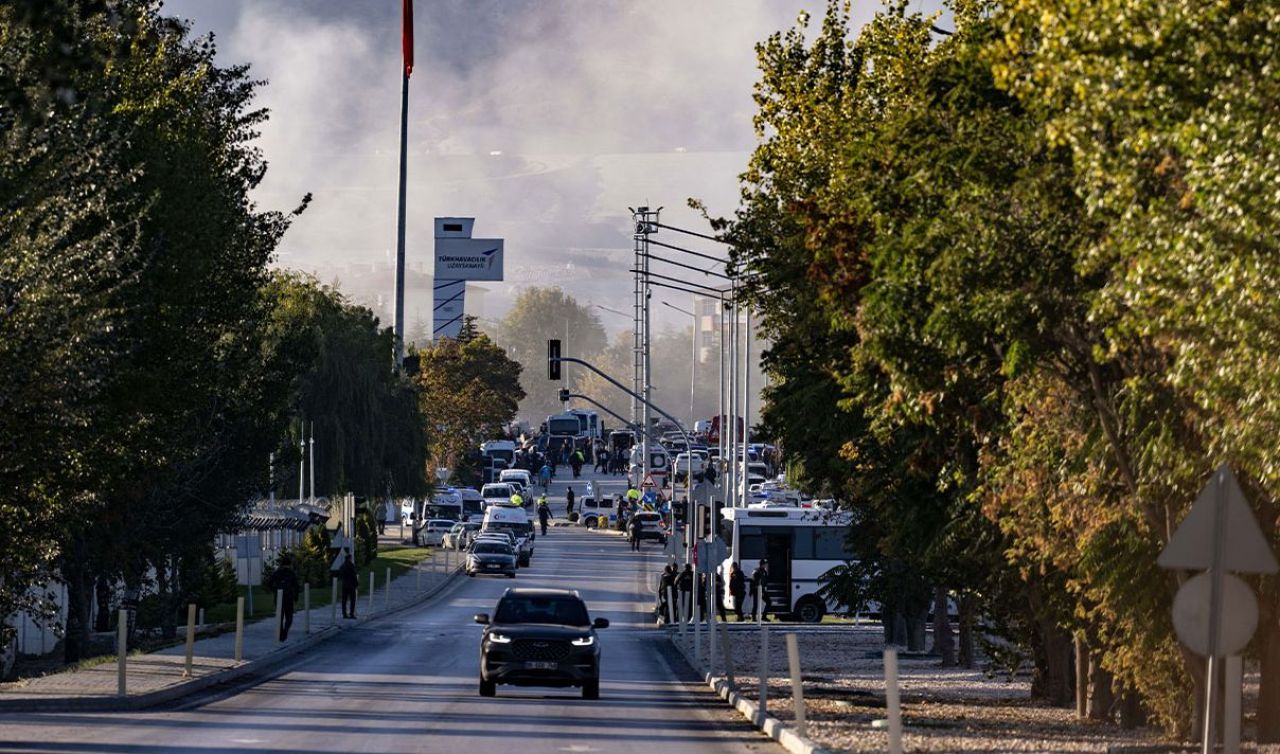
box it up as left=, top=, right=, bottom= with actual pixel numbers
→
left=570, top=449, right=583, bottom=479
left=729, top=561, right=746, bottom=621
left=594, top=447, right=607, bottom=474
left=697, top=571, right=710, bottom=622
left=538, top=463, right=551, bottom=491
left=628, top=514, right=642, bottom=551
left=750, top=558, right=773, bottom=621
left=677, top=563, right=695, bottom=623
left=565, top=486, right=575, bottom=517
left=338, top=549, right=359, bottom=619
left=375, top=501, right=387, bottom=535
left=537, top=497, right=551, bottom=535
left=265, top=553, right=301, bottom=641
left=659, top=564, right=677, bottom=624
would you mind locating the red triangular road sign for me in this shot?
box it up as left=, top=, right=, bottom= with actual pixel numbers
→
left=641, top=473, right=656, bottom=489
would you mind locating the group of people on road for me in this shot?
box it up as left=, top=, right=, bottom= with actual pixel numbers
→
left=656, top=559, right=773, bottom=623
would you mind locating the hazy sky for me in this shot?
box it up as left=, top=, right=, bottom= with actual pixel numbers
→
left=161, top=1, right=892, bottom=331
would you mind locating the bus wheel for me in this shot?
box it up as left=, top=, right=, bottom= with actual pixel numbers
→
left=795, top=597, right=825, bottom=624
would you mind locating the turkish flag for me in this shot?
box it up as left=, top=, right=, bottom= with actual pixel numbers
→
left=402, top=0, right=414, bottom=77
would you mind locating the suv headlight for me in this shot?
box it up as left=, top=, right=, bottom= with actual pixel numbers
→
left=571, top=635, right=595, bottom=647
left=488, top=633, right=513, bottom=644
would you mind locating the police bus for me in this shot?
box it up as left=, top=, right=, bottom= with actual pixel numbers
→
left=718, top=506, right=855, bottom=623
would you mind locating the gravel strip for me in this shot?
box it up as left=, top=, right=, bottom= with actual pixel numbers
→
left=682, top=624, right=1276, bottom=753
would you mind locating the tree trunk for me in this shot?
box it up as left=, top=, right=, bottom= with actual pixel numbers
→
left=1074, top=635, right=1088, bottom=718
left=906, top=600, right=928, bottom=652
left=94, top=577, right=112, bottom=633
left=958, top=592, right=976, bottom=669
left=930, top=585, right=955, bottom=666
left=158, top=557, right=178, bottom=641
left=892, top=611, right=908, bottom=646
left=1118, top=687, right=1147, bottom=729
left=1258, top=602, right=1280, bottom=742
left=61, top=536, right=93, bottom=663
left=1027, top=584, right=1073, bottom=706
left=1087, top=653, right=1115, bottom=721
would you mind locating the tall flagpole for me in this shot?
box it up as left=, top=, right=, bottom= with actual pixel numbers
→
left=393, top=0, right=414, bottom=367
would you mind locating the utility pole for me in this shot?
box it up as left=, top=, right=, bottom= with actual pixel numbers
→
left=308, top=422, right=315, bottom=505
left=632, top=206, right=661, bottom=486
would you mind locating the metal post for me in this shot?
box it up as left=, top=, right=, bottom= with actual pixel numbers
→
left=198, top=608, right=205, bottom=627
left=719, top=618, right=735, bottom=686
left=385, top=566, right=392, bottom=607
left=304, top=583, right=311, bottom=635
left=183, top=603, right=196, bottom=677
left=298, top=435, right=305, bottom=504
left=694, top=577, right=702, bottom=669
left=368, top=571, right=376, bottom=613
left=885, top=647, right=904, bottom=754
left=786, top=633, right=807, bottom=737
left=416, top=561, right=421, bottom=591
left=708, top=566, right=718, bottom=675
left=330, top=578, right=338, bottom=625
left=393, top=69, right=409, bottom=364
left=275, top=589, right=284, bottom=643
left=742, top=306, right=752, bottom=509
left=234, top=596, right=245, bottom=661
left=308, top=422, right=315, bottom=504
left=666, top=586, right=677, bottom=627
left=759, top=611, right=769, bottom=710
left=116, top=608, right=127, bottom=696
left=1224, top=654, right=1242, bottom=754
left=1203, top=470, right=1229, bottom=754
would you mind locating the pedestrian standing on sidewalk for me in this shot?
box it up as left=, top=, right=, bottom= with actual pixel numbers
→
left=628, top=514, right=642, bottom=551
left=750, top=558, right=773, bottom=621
left=266, top=553, right=301, bottom=640
left=659, top=564, right=677, bottom=623
left=375, top=501, right=387, bottom=535
left=729, top=561, right=746, bottom=621
left=677, top=563, right=694, bottom=622
left=338, top=549, right=359, bottom=619
left=714, top=567, right=729, bottom=623
left=565, top=486, right=575, bottom=517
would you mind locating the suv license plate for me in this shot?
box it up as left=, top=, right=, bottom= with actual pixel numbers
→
left=526, top=661, right=557, bottom=670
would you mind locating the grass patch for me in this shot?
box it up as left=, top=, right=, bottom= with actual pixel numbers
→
left=204, top=547, right=434, bottom=624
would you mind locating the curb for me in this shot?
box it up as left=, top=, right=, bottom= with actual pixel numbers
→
left=0, top=565, right=463, bottom=713
left=668, top=633, right=831, bottom=754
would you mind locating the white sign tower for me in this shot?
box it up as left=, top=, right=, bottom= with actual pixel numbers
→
left=432, top=218, right=504, bottom=340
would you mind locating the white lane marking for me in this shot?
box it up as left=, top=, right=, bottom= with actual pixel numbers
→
left=559, top=746, right=599, bottom=752
left=231, top=738, right=266, bottom=744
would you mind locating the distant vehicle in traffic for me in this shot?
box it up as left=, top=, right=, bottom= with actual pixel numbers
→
left=631, top=511, right=668, bottom=545
left=467, top=540, right=518, bottom=578
left=481, top=483, right=516, bottom=507
left=420, top=518, right=457, bottom=547
left=474, top=588, right=609, bottom=699
left=444, top=521, right=482, bottom=550
left=483, top=504, right=534, bottom=566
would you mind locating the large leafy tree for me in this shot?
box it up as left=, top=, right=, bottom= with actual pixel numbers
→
left=498, top=286, right=607, bottom=423
left=415, top=332, right=524, bottom=475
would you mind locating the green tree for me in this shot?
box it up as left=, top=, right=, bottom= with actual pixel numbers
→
left=498, top=286, right=607, bottom=422
left=416, top=333, right=524, bottom=476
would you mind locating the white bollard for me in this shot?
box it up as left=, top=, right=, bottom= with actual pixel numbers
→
left=885, top=647, right=903, bottom=754
left=304, top=583, right=311, bottom=635
left=234, top=597, right=245, bottom=661
left=116, top=609, right=127, bottom=696
left=759, top=615, right=770, bottom=710
left=719, top=619, right=735, bottom=686
left=416, top=561, right=421, bottom=591
left=385, top=566, right=391, bottom=607
left=1225, top=655, right=1242, bottom=754
left=368, top=571, right=375, bottom=612
left=183, top=603, right=197, bottom=677
left=786, top=633, right=807, bottom=737
left=330, top=578, right=338, bottom=625
left=198, top=608, right=205, bottom=627
left=275, top=588, right=284, bottom=643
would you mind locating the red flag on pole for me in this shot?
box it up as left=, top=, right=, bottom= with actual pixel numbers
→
left=402, top=0, right=414, bottom=77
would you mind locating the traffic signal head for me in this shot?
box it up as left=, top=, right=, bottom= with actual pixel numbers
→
left=558, top=388, right=570, bottom=403
left=548, top=339, right=561, bottom=381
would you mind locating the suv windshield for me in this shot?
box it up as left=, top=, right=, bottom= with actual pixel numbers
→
left=495, top=596, right=590, bottom=626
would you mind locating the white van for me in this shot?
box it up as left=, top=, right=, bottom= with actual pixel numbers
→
left=481, top=483, right=515, bottom=507
left=499, top=468, right=533, bottom=493
left=627, top=445, right=670, bottom=487
left=482, top=504, right=534, bottom=565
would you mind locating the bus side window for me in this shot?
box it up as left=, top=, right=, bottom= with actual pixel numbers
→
left=792, top=528, right=814, bottom=559
left=738, top=526, right=765, bottom=560
left=813, top=528, right=848, bottom=559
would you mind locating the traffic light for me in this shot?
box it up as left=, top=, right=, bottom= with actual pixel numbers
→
left=548, top=339, right=561, bottom=381
left=558, top=387, right=570, bottom=403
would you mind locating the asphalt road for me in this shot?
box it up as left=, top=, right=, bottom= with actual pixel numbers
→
left=0, top=470, right=778, bottom=754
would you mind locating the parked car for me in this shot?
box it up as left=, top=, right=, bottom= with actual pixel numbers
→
left=466, top=540, right=518, bottom=578
left=421, top=518, right=457, bottom=547
left=474, top=588, right=609, bottom=699
left=444, top=521, right=482, bottom=550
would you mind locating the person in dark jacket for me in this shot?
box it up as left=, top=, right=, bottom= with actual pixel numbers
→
left=265, top=554, right=301, bottom=640
left=628, top=514, right=643, bottom=551
left=697, top=571, right=709, bottom=622
left=537, top=498, right=551, bottom=535
left=677, top=564, right=695, bottom=622
left=750, top=558, right=773, bottom=621
left=713, top=568, right=728, bottom=623
left=658, top=564, right=678, bottom=623
left=338, top=549, right=359, bottom=619
left=728, top=562, right=746, bottom=621
left=565, top=486, right=575, bottom=517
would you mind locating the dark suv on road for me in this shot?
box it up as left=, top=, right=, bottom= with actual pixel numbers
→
left=474, top=588, right=609, bottom=699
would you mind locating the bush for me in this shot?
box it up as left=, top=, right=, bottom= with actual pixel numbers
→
left=355, top=507, right=378, bottom=566
left=567, top=511, right=579, bottom=523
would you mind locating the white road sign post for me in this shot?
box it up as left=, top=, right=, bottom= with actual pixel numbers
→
left=1157, top=464, right=1277, bottom=754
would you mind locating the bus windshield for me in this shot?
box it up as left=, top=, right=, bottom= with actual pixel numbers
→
left=548, top=418, right=579, bottom=436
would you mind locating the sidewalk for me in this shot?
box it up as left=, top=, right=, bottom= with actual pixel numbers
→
left=0, top=548, right=463, bottom=711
